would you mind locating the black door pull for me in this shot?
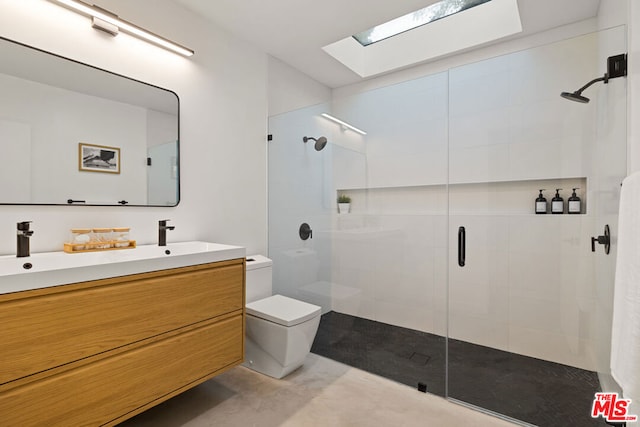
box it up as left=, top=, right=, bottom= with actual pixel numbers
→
left=458, top=226, right=466, bottom=267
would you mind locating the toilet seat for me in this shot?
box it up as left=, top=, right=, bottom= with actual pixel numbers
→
left=246, top=294, right=321, bottom=327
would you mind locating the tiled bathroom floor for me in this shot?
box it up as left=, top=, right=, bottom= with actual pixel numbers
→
left=118, top=353, right=515, bottom=427
left=311, top=311, right=609, bottom=427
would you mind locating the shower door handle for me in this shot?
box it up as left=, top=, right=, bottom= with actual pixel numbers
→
left=458, top=226, right=466, bottom=267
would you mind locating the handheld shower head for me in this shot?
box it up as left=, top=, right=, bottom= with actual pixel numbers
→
left=303, top=136, right=328, bottom=151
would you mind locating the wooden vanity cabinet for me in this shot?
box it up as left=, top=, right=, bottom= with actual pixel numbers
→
left=0, top=258, right=245, bottom=426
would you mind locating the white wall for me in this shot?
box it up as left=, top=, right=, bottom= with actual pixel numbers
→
left=333, top=72, right=449, bottom=188
left=268, top=56, right=331, bottom=116
left=0, top=0, right=268, bottom=255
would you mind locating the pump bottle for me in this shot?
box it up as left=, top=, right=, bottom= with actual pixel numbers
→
left=551, top=189, right=564, bottom=214
left=535, top=189, right=547, bottom=214
left=568, top=188, right=581, bottom=214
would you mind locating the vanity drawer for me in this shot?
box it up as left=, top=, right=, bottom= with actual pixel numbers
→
left=0, top=260, right=244, bottom=385
left=0, top=314, right=243, bottom=427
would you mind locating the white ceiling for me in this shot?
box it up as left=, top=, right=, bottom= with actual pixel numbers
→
left=175, top=0, right=601, bottom=88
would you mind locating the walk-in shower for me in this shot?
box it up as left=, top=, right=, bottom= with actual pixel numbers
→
left=269, top=27, right=627, bottom=427
left=561, top=53, right=627, bottom=103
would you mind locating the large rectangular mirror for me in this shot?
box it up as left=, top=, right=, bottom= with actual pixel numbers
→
left=0, top=36, right=179, bottom=206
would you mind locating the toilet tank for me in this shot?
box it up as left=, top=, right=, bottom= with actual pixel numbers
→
left=245, top=255, right=273, bottom=303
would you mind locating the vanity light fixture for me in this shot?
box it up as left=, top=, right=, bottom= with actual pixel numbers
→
left=50, top=0, right=194, bottom=57
left=321, top=113, right=367, bottom=135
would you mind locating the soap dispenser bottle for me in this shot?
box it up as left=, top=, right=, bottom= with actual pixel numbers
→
left=551, top=189, right=564, bottom=214
left=535, top=189, right=547, bottom=214
left=568, top=188, right=581, bottom=214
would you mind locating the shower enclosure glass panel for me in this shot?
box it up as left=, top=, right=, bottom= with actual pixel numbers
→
left=446, top=27, right=627, bottom=426
left=268, top=73, right=450, bottom=395
left=268, top=103, right=334, bottom=304
left=326, top=73, right=449, bottom=394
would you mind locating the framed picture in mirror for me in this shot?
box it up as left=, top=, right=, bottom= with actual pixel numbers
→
left=79, top=143, right=121, bottom=174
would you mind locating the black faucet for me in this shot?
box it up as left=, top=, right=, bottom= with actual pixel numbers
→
left=158, top=220, right=175, bottom=246
left=17, top=221, right=33, bottom=258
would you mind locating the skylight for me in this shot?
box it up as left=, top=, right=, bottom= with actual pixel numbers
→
left=353, top=0, right=493, bottom=46
left=323, top=0, right=521, bottom=79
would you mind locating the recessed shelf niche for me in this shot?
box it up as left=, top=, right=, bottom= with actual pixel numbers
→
left=337, top=177, right=587, bottom=216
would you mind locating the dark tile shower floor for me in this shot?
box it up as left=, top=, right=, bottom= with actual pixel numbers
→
left=311, top=311, right=609, bottom=427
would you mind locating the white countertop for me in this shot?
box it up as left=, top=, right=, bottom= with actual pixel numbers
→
left=0, top=241, right=246, bottom=295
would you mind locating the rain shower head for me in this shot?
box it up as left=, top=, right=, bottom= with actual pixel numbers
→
left=560, top=76, right=608, bottom=104
left=303, top=136, right=328, bottom=151
left=560, top=53, right=627, bottom=104
left=560, top=92, right=590, bottom=103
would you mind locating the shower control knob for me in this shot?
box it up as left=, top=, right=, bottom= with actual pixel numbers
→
left=299, top=223, right=313, bottom=240
left=591, top=224, right=610, bottom=254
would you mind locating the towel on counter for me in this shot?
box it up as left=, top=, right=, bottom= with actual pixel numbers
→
left=611, top=171, right=640, bottom=405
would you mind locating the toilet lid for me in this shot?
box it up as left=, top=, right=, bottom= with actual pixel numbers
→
left=246, top=295, right=321, bottom=327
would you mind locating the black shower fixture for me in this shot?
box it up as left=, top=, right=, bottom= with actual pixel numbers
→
left=561, top=53, right=627, bottom=103
left=303, top=136, right=328, bottom=151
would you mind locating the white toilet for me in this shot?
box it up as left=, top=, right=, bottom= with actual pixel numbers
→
left=243, top=255, right=321, bottom=379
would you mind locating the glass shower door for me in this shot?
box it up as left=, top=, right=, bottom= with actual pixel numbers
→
left=446, top=28, right=627, bottom=426
left=325, top=74, right=450, bottom=395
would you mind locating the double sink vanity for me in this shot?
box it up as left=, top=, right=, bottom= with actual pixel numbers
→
left=0, top=241, right=246, bottom=426
left=0, top=32, right=247, bottom=426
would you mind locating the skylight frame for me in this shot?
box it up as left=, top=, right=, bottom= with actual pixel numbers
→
left=353, top=0, right=493, bottom=47
left=323, top=0, right=522, bottom=79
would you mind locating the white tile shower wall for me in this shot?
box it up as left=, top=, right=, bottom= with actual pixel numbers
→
left=448, top=33, right=599, bottom=184
left=328, top=214, right=447, bottom=335
left=332, top=72, right=449, bottom=188
left=448, top=215, right=510, bottom=351
left=328, top=28, right=626, bottom=371
left=332, top=145, right=367, bottom=191
left=328, top=72, right=449, bottom=337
